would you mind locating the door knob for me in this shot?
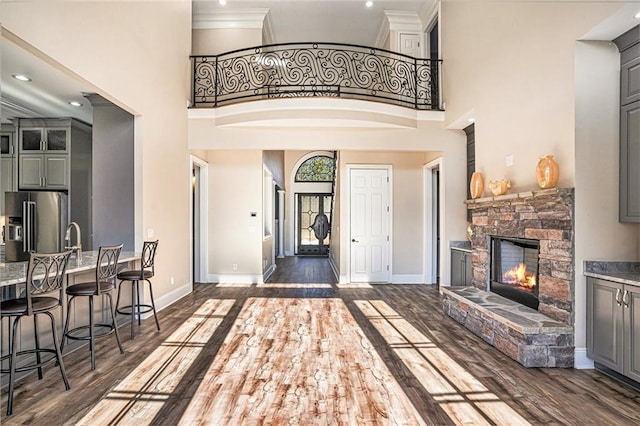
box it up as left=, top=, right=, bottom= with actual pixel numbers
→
left=352, top=238, right=358, bottom=242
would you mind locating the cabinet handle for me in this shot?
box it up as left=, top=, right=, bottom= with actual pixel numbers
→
left=623, top=290, right=630, bottom=308
left=616, top=288, right=622, bottom=306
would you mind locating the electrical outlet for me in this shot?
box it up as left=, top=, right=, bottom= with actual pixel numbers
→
left=170, top=276, right=174, bottom=285
left=147, top=228, right=154, bottom=238
left=232, top=263, right=238, bottom=271
left=506, top=155, right=514, bottom=167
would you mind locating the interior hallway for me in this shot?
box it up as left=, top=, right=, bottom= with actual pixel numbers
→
left=2, top=279, right=640, bottom=424
left=265, top=256, right=337, bottom=284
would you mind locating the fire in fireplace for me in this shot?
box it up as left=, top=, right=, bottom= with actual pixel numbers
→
left=490, top=236, right=540, bottom=310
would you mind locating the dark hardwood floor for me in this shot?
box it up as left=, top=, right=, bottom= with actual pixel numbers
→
left=2, top=257, right=640, bottom=424
left=266, top=255, right=337, bottom=284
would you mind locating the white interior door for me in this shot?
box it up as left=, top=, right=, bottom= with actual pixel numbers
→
left=399, top=33, right=421, bottom=58
left=350, top=168, right=390, bottom=283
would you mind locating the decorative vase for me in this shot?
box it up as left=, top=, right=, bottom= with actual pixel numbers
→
left=470, top=172, right=484, bottom=199
left=488, top=179, right=511, bottom=196
left=536, top=155, right=559, bottom=189
left=466, top=223, right=474, bottom=242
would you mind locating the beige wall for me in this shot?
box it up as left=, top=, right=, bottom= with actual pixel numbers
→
left=263, top=150, right=285, bottom=188
left=441, top=1, right=620, bottom=191
left=574, top=41, right=640, bottom=352
left=2, top=1, right=192, bottom=306
left=209, top=150, right=263, bottom=279
left=339, top=151, right=429, bottom=278
left=192, top=28, right=263, bottom=55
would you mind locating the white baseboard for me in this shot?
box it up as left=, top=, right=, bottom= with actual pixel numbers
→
left=339, top=274, right=350, bottom=284
left=574, top=347, right=594, bottom=369
left=391, top=274, right=425, bottom=284
left=139, top=282, right=193, bottom=320
left=328, top=256, right=340, bottom=283
left=209, top=274, right=263, bottom=284
left=263, top=264, right=276, bottom=282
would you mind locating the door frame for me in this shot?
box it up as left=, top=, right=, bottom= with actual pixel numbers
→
left=424, top=157, right=444, bottom=285
left=345, top=164, right=393, bottom=283
left=190, top=155, right=209, bottom=284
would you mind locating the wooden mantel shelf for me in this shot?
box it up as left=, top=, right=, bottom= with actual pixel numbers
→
left=464, top=187, right=573, bottom=206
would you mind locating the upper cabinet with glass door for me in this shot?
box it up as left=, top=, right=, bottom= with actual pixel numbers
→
left=19, top=125, right=69, bottom=153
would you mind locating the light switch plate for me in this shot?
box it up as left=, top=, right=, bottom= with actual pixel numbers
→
left=147, top=228, right=154, bottom=238
left=506, top=155, right=514, bottom=167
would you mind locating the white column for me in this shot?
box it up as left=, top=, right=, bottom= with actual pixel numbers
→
left=277, top=189, right=285, bottom=258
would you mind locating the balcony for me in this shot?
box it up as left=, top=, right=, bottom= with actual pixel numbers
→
left=191, top=42, right=442, bottom=111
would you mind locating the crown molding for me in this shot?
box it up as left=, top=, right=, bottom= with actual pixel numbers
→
left=420, top=1, right=440, bottom=32
left=384, top=10, right=422, bottom=33
left=193, top=8, right=270, bottom=30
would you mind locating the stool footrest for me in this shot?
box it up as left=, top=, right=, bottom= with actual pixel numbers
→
left=0, top=349, right=57, bottom=374
left=116, top=304, right=155, bottom=316
left=65, top=323, right=117, bottom=341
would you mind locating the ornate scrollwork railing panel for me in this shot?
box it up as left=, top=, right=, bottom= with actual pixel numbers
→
left=192, top=42, right=441, bottom=110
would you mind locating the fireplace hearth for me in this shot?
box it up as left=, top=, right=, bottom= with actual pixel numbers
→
left=490, top=236, right=540, bottom=310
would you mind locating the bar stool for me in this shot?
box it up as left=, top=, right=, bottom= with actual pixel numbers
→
left=61, top=244, right=124, bottom=370
left=115, top=240, right=160, bottom=339
left=1, top=250, right=72, bottom=416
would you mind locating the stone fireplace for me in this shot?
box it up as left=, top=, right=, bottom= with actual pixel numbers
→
left=468, top=187, right=574, bottom=324
left=442, top=188, right=575, bottom=367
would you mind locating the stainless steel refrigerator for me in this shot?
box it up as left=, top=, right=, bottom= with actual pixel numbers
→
left=4, top=191, right=69, bottom=262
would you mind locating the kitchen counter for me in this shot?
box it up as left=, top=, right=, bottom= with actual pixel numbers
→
left=584, top=261, right=640, bottom=287
left=0, top=250, right=140, bottom=287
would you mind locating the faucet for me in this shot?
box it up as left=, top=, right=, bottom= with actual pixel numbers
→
left=65, top=222, right=82, bottom=262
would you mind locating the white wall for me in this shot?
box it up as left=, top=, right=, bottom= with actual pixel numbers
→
left=2, top=1, right=193, bottom=307
left=192, top=28, right=263, bottom=55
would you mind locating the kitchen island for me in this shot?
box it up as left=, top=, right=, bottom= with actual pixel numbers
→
left=0, top=251, right=140, bottom=287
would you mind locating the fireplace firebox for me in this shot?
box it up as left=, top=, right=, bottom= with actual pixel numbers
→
left=490, top=236, right=540, bottom=310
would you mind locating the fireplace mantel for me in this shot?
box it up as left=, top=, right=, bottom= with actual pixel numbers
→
left=464, top=187, right=570, bottom=207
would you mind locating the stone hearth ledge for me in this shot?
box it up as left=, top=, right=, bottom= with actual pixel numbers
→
left=442, top=287, right=574, bottom=368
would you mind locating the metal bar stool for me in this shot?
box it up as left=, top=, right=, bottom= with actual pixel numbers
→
left=115, top=240, right=160, bottom=339
left=1, top=250, right=73, bottom=416
left=61, top=244, right=124, bottom=370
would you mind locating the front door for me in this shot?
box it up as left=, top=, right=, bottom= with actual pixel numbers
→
left=296, top=193, right=332, bottom=255
left=349, top=168, right=390, bottom=283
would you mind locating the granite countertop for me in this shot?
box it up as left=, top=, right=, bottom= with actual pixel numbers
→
left=450, top=240, right=471, bottom=252
left=584, top=261, right=640, bottom=287
left=0, top=251, right=140, bottom=287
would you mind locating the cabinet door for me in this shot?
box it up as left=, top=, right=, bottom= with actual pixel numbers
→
left=19, top=155, right=44, bottom=189
left=44, top=128, right=69, bottom=152
left=464, top=252, right=473, bottom=286
left=1, top=157, right=15, bottom=215
left=587, top=278, right=624, bottom=372
left=1, top=132, right=13, bottom=155
left=44, top=155, right=68, bottom=189
left=624, top=285, right=640, bottom=382
left=19, top=128, right=44, bottom=152
left=620, top=102, right=640, bottom=222
left=451, top=250, right=464, bottom=286
left=621, top=56, right=640, bottom=106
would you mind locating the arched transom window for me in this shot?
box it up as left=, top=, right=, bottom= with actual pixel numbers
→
left=295, top=155, right=335, bottom=182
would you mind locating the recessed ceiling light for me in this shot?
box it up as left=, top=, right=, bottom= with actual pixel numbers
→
left=468, top=117, right=475, bottom=123
left=12, top=74, right=31, bottom=82
left=219, top=0, right=226, bottom=5
left=634, top=11, right=640, bottom=19
left=365, top=1, right=373, bottom=8
left=69, top=101, right=83, bottom=107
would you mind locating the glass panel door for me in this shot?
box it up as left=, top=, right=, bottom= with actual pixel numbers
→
left=45, top=128, right=68, bottom=151
left=297, top=193, right=332, bottom=255
left=20, top=128, right=43, bottom=151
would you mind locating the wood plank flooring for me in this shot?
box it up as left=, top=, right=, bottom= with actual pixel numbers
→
left=2, top=257, right=640, bottom=425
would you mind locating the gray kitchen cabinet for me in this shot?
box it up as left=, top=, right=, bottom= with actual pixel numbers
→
left=451, top=248, right=472, bottom=286
left=1, top=127, right=17, bottom=216
left=17, top=118, right=90, bottom=191
left=614, top=26, right=640, bottom=223
left=19, top=154, right=68, bottom=190
left=587, top=277, right=640, bottom=382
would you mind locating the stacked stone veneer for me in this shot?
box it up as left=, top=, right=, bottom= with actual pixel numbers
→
left=467, top=188, right=575, bottom=324
left=443, top=188, right=575, bottom=368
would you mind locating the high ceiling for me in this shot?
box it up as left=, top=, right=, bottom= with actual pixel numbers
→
left=193, top=0, right=433, bottom=45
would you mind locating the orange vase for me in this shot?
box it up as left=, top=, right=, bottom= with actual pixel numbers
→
left=536, top=155, right=559, bottom=189
left=470, top=171, right=484, bottom=199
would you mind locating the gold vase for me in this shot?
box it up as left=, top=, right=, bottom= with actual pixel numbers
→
left=536, top=155, right=559, bottom=189
left=470, top=171, right=484, bottom=199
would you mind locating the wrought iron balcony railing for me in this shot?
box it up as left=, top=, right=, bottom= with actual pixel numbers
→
left=191, top=42, right=442, bottom=110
